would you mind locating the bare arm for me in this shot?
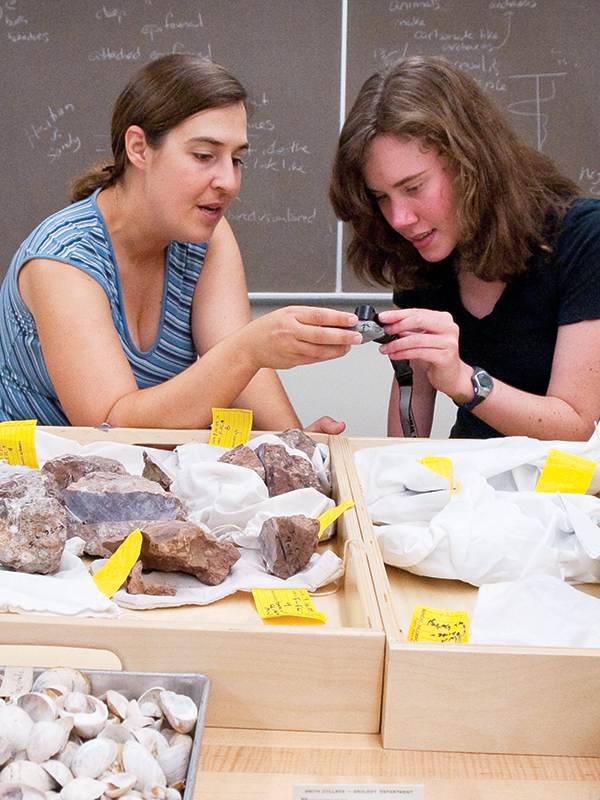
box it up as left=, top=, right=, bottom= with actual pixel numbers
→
left=378, top=308, right=600, bottom=441
left=387, top=361, right=436, bottom=437
left=18, top=221, right=360, bottom=429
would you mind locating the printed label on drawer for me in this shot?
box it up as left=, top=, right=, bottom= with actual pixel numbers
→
left=408, top=605, right=470, bottom=643
left=294, top=786, right=424, bottom=799
left=209, top=408, right=253, bottom=448
left=252, top=588, right=326, bottom=624
left=0, top=419, right=38, bottom=468
left=535, top=448, right=596, bottom=494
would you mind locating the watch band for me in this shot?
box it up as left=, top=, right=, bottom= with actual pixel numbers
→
left=453, top=366, right=494, bottom=412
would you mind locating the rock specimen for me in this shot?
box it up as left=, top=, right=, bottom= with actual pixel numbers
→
left=42, top=454, right=127, bottom=490
left=139, top=520, right=240, bottom=586
left=67, top=520, right=154, bottom=559
left=254, top=443, right=323, bottom=497
left=218, top=444, right=266, bottom=480
left=277, top=428, right=317, bottom=458
left=127, top=559, right=177, bottom=596
left=258, top=514, right=320, bottom=579
left=63, top=472, right=184, bottom=524
left=142, top=451, right=173, bottom=491
left=0, top=471, right=66, bottom=574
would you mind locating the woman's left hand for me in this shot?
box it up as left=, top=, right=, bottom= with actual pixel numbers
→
left=304, top=416, right=346, bottom=435
left=377, top=308, right=473, bottom=400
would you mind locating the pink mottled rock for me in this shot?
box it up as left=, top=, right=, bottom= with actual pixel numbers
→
left=254, top=443, right=324, bottom=497
left=218, top=444, right=266, bottom=481
left=258, top=514, right=320, bottom=579
left=0, top=471, right=66, bottom=574
left=67, top=519, right=154, bottom=558
left=139, top=520, right=240, bottom=586
left=42, top=454, right=127, bottom=491
left=277, top=428, right=317, bottom=458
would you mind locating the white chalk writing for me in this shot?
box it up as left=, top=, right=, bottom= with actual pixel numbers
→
left=228, top=208, right=317, bottom=224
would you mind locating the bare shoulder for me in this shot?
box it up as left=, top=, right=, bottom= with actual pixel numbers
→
left=18, top=258, right=108, bottom=313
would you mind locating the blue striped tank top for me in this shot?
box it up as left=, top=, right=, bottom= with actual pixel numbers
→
left=0, top=189, right=207, bottom=425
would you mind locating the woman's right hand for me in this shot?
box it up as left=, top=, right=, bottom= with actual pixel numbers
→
left=244, top=306, right=362, bottom=370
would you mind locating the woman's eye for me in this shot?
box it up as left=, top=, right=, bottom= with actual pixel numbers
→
left=233, top=156, right=245, bottom=168
left=193, top=152, right=213, bottom=162
left=405, top=183, right=421, bottom=194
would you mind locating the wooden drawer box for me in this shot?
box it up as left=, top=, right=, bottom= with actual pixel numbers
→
left=341, top=436, right=600, bottom=757
left=0, top=427, right=385, bottom=734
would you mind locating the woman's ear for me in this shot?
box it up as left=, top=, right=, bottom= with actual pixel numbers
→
left=124, top=125, right=150, bottom=169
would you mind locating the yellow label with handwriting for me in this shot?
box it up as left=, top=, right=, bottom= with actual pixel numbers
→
left=93, top=529, right=142, bottom=598
left=419, top=454, right=454, bottom=493
left=408, top=605, right=470, bottom=643
left=252, top=588, right=326, bottom=625
left=535, top=448, right=597, bottom=494
left=209, top=408, right=253, bottom=448
left=0, top=419, right=38, bottom=468
left=317, top=499, right=355, bottom=538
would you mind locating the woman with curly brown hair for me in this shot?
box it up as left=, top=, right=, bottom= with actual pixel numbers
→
left=330, top=55, right=600, bottom=440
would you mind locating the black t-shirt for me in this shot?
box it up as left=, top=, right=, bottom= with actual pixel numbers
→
left=393, top=198, right=600, bottom=438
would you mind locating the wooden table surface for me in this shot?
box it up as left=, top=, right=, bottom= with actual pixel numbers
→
left=195, top=727, right=600, bottom=799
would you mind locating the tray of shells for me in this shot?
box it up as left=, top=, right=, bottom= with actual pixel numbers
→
left=0, top=665, right=210, bottom=800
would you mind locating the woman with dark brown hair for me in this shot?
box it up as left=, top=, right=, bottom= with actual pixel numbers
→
left=331, top=55, right=600, bottom=440
left=0, top=55, right=361, bottom=430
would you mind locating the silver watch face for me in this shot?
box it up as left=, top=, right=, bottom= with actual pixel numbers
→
left=473, top=369, right=494, bottom=397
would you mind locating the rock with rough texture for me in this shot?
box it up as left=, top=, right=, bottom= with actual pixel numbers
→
left=142, top=451, right=173, bottom=491
left=254, top=443, right=323, bottom=497
left=218, top=444, right=266, bottom=480
left=0, top=471, right=66, bottom=574
left=139, top=520, right=240, bottom=586
left=63, top=472, right=184, bottom=524
left=66, top=519, right=154, bottom=558
left=127, top=559, right=177, bottom=596
left=258, top=514, right=320, bottom=579
left=277, top=428, right=317, bottom=458
left=42, top=454, right=127, bottom=491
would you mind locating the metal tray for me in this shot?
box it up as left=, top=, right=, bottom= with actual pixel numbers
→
left=4, top=667, right=210, bottom=800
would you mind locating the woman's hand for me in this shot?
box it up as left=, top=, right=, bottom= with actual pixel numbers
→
left=377, top=308, right=473, bottom=400
left=304, top=416, right=346, bottom=435
left=244, top=306, right=361, bottom=371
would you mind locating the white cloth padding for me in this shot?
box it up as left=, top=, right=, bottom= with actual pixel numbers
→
left=470, top=573, right=600, bottom=647
left=355, top=435, right=600, bottom=586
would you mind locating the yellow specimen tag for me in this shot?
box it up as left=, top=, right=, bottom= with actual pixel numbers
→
left=535, top=448, right=597, bottom=494
left=93, top=529, right=143, bottom=598
left=251, top=588, right=326, bottom=624
left=418, top=454, right=454, bottom=493
left=0, top=419, right=38, bottom=468
left=209, top=408, right=253, bottom=448
left=317, top=499, right=355, bottom=538
left=408, top=605, right=470, bottom=643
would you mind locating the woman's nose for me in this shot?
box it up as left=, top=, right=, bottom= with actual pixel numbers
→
left=212, top=159, right=240, bottom=193
left=389, top=198, right=419, bottom=230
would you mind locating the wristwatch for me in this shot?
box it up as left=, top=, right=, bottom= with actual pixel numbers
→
left=452, top=366, right=494, bottom=412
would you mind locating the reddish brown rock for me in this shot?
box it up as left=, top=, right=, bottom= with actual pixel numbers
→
left=66, top=519, right=154, bottom=558
left=0, top=471, right=66, bottom=574
left=254, top=443, right=323, bottom=497
left=258, top=514, right=320, bottom=579
left=139, top=520, right=240, bottom=586
left=126, top=560, right=177, bottom=596
left=218, top=444, right=265, bottom=480
left=277, top=428, right=317, bottom=458
left=42, top=454, right=127, bottom=490
left=63, top=472, right=184, bottom=524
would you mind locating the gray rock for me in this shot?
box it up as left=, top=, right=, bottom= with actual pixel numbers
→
left=254, top=443, right=323, bottom=497
left=0, top=471, right=66, bottom=574
left=258, top=514, right=320, bottom=579
left=42, top=454, right=127, bottom=490
left=63, top=472, right=184, bottom=524
left=140, top=520, right=240, bottom=586
left=218, top=444, right=266, bottom=480
left=142, top=451, right=173, bottom=492
left=67, top=519, right=154, bottom=558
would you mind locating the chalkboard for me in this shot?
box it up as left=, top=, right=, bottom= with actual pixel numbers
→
left=2, top=0, right=600, bottom=299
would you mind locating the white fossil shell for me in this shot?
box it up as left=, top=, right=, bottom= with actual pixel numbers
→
left=40, top=757, right=74, bottom=788
left=98, top=723, right=133, bottom=745
left=0, top=738, right=11, bottom=769
left=70, top=737, right=119, bottom=779
left=32, top=668, right=91, bottom=696
left=0, top=707, right=34, bottom=756
left=0, top=760, right=54, bottom=792
left=158, top=692, right=197, bottom=735
left=16, top=692, right=57, bottom=723
left=131, top=728, right=169, bottom=758
left=0, top=783, right=49, bottom=799
left=104, top=691, right=130, bottom=721
left=137, top=689, right=164, bottom=720
left=26, top=717, right=73, bottom=764
left=102, top=772, right=137, bottom=799
left=156, top=743, right=189, bottom=788
left=122, top=740, right=166, bottom=791
left=56, top=693, right=108, bottom=739
left=58, top=776, right=107, bottom=800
